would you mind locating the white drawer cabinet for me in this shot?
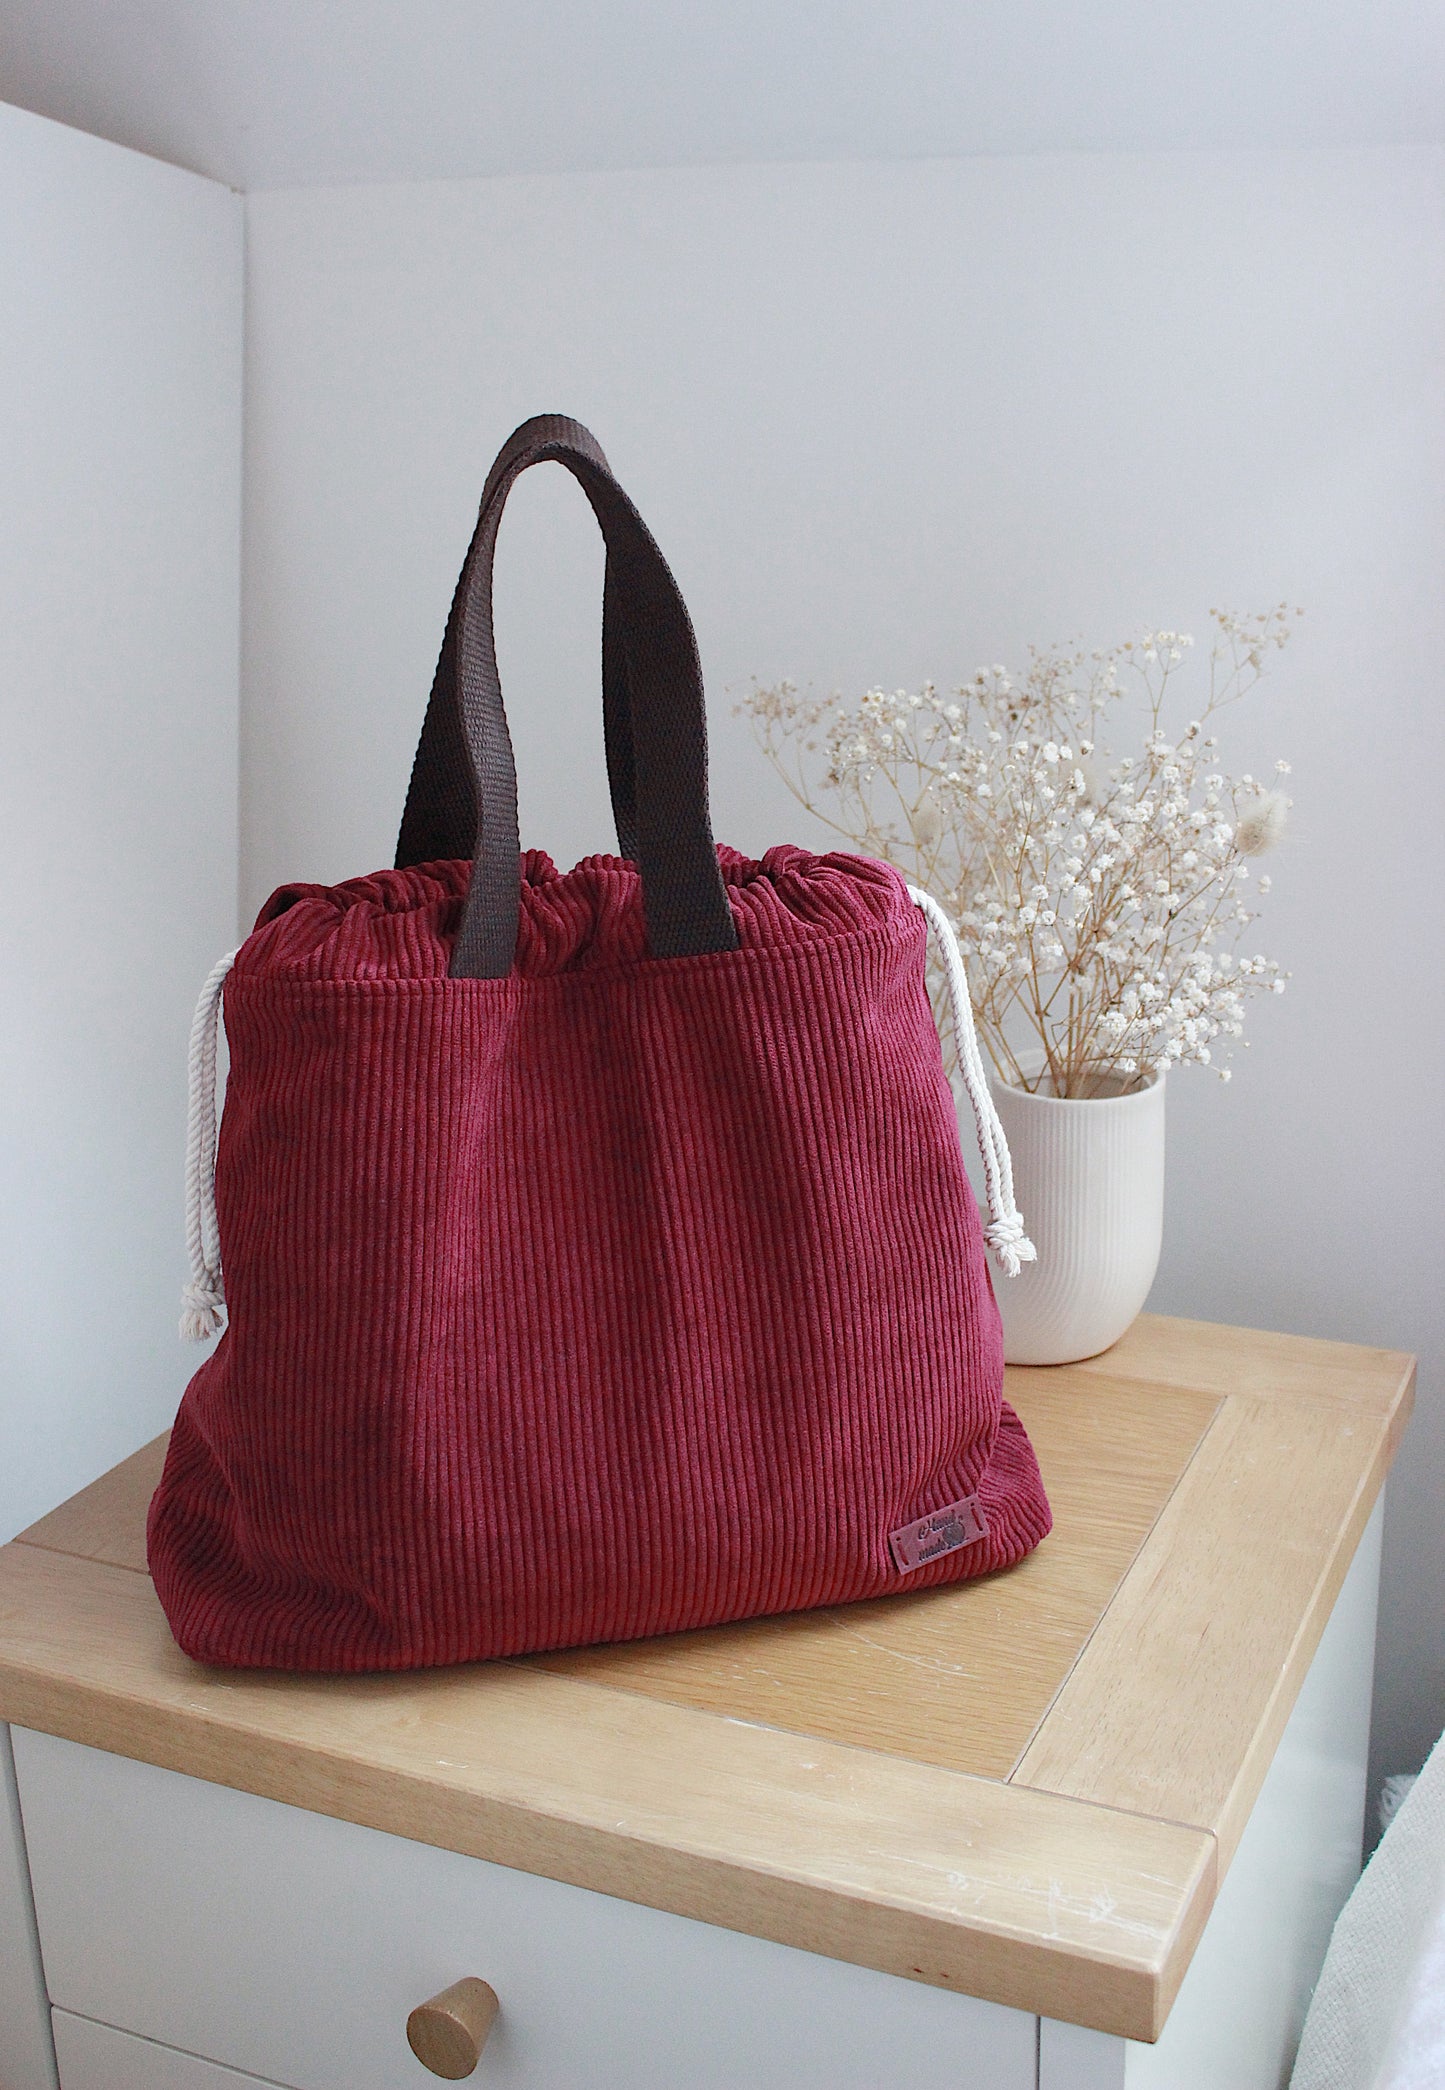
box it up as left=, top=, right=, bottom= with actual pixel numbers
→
left=15, top=1729, right=1034, bottom=2090
left=10, top=1490, right=1382, bottom=2090
left=51, top=2013, right=280, bottom=2090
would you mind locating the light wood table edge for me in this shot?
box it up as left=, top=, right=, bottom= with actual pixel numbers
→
left=1012, top=1358, right=1413, bottom=1872
left=0, top=1562, right=1214, bottom=2042
left=1072, top=1315, right=1416, bottom=1412
left=15, top=1435, right=164, bottom=1571
left=1208, top=1375, right=1410, bottom=1865
left=0, top=1320, right=1409, bottom=2047
left=1000, top=1386, right=1227, bottom=1781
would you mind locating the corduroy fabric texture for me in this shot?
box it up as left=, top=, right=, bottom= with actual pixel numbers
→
left=149, top=844, right=1051, bottom=1673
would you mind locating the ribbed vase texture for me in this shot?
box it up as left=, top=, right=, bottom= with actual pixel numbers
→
left=986, top=1069, right=1166, bottom=1366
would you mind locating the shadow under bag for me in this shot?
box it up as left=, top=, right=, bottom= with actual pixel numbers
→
left=149, top=414, right=1052, bottom=1672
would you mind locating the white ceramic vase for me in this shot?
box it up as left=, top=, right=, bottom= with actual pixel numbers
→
left=984, top=1062, right=1166, bottom=1366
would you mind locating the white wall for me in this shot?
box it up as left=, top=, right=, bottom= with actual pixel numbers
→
left=243, top=147, right=1444, bottom=1802
left=0, top=104, right=242, bottom=1540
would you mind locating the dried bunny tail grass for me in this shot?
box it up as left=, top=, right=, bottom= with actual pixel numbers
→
left=1235, top=787, right=1290, bottom=857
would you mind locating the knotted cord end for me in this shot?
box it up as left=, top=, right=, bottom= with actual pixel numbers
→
left=985, top=1215, right=1038, bottom=1279
left=180, top=1274, right=227, bottom=1343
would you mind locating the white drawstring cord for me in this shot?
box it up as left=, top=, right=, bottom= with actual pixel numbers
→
left=181, top=949, right=237, bottom=1341
left=907, top=885, right=1036, bottom=1278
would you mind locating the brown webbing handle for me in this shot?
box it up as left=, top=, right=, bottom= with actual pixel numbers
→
left=396, top=416, right=736, bottom=979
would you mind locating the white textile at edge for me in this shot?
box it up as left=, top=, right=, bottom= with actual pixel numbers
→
left=1291, top=1725, right=1445, bottom=2090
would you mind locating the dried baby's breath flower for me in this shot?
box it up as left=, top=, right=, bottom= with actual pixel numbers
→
left=741, top=608, right=1297, bottom=1096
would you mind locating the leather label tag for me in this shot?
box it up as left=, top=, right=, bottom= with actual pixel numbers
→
left=889, top=1494, right=990, bottom=1573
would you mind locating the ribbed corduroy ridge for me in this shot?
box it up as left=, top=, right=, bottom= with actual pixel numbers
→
left=148, top=845, right=1051, bottom=1671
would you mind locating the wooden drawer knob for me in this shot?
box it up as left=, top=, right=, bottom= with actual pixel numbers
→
left=406, top=1977, right=500, bottom=2079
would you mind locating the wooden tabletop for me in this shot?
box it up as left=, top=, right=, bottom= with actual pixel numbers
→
left=0, top=1315, right=1413, bottom=2042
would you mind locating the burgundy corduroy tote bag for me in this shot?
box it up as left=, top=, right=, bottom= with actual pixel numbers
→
left=148, top=415, right=1051, bottom=1672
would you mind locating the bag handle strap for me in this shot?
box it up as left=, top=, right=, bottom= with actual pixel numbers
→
left=396, top=415, right=736, bottom=979
left=601, top=556, right=641, bottom=863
